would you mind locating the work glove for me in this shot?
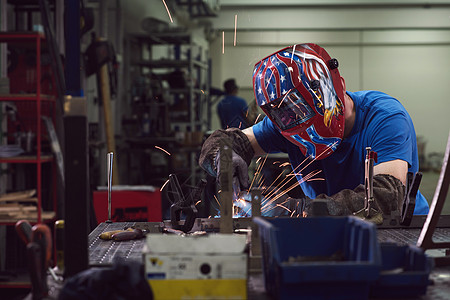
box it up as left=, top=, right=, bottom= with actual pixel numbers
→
left=305, top=174, right=405, bottom=219
left=199, top=128, right=255, bottom=190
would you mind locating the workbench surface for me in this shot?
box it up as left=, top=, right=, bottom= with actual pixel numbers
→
left=88, top=221, right=450, bottom=299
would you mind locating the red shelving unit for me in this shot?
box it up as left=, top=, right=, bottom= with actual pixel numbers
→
left=0, top=31, right=57, bottom=224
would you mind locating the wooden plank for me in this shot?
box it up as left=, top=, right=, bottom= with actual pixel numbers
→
left=0, top=189, right=36, bottom=201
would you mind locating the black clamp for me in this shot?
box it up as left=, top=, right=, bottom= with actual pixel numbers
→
left=168, top=174, right=206, bottom=233
left=400, top=172, right=422, bottom=226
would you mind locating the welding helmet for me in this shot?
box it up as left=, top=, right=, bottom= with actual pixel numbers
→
left=253, top=43, right=345, bottom=159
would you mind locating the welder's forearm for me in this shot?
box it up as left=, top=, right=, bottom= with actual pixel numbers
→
left=242, top=126, right=267, bottom=157
left=310, top=174, right=405, bottom=216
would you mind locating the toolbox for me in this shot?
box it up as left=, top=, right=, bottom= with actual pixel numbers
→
left=93, top=186, right=161, bottom=223
left=144, top=233, right=248, bottom=300
left=370, top=242, right=433, bottom=298
left=254, top=216, right=381, bottom=300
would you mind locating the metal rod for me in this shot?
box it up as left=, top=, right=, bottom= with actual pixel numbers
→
left=107, top=152, right=114, bottom=223
left=365, top=147, right=374, bottom=217
left=219, top=140, right=233, bottom=234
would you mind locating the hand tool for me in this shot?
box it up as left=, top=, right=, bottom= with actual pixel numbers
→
left=31, top=224, right=53, bottom=299
left=111, top=228, right=144, bottom=241
left=15, top=221, right=61, bottom=284
left=15, top=220, right=53, bottom=299
left=15, top=219, right=33, bottom=245
left=99, top=228, right=133, bottom=240
left=107, top=151, right=114, bottom=223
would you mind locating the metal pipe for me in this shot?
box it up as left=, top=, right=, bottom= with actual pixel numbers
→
left=107, top=152, right=114, bottom=223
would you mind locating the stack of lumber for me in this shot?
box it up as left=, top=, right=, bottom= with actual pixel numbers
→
left=0, top=190, right=54, bottom=222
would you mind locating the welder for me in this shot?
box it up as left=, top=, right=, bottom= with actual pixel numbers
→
left=199, top=43, right=429, bottom=218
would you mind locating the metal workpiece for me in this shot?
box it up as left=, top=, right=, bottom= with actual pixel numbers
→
left=250, top=188, right=262, bottom=257
left=107, top=152, right=114, bottom=223
left=219, top=140, right=233, bottom=234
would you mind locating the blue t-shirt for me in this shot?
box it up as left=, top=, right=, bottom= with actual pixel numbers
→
left=217, top=95, right=249, bottom=129
left=253, top=90, right=429, bottom=215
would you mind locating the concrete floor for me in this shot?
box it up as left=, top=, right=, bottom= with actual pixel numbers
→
left=420, top=171, right=450, bottom=215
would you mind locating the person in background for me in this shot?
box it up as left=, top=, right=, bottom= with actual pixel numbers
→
left=217, top=78, right=256, bottom=129
left=200, top=43, right=429, bottom=220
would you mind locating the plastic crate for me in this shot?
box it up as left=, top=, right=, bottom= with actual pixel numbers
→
left=370, top=242, right=433, bottom=298
left=253, top=216, right=381, bottom=300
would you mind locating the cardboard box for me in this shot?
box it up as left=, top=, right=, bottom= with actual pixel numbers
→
left=93, top=185, right=161, bottom=224
left=144, top=234, right=248, bottom=299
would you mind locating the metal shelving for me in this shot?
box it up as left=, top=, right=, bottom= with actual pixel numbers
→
left=0, top=31, right=57, bottom=224
left=123, top=31, right=210, bottom=186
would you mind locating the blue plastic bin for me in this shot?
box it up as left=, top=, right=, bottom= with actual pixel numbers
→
left=253, top=216, right=381, bottom=300
left=370, top=242, right=433, bottom=298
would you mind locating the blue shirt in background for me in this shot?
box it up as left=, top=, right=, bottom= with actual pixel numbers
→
left=217, top=95, right=250, bottom=129
left=253, top=90, right=429, bottom=215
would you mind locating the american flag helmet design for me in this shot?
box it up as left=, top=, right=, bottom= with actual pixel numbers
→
left=253, top=44, right=345, bottom=160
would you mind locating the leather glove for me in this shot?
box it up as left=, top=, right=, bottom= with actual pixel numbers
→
left=199, top=128, right=255, bottom=190
left=305, top=174, right=405, bottom=217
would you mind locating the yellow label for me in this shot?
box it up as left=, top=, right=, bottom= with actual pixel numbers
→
left=148, top=279, right=247, bottom=299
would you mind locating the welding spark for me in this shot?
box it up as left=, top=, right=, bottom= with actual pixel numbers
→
left=201, top=90, right=205, bottom=94
left=256, top=157, right=262, bottom=164
left=291, top=44, right=296, bottom=63
left=275, top=203, right=291, bottom=213
left=234, top=14, right=238, bottom=46
left=160, top=179, right=169, bottom=191
left=222, top=31, right=225, bottom=54
left=254, top=114, right=262, bottom=124
left=155, top=146, right=171, bottom=155
left=264, top=163, right=303, bottom=200
left=297, top=140, right=339, bottom=173
left=249, top=153, right=269, bottom=191
left=278, top=90, right=290, bottom=108
left=290, top=204, right=298, bottom=217
left=195, top=200, right=201, bottom=206
left=280, top=162, right=290, bottom=167
left=257, top=175, right=265, bottom=186
left=161, top=0, right=173, bottom=23
left=213, top=195, right=221, bottom=207
left=262, top=180, right=299, bottom=210
left=264, top=170, right=287, bottom=192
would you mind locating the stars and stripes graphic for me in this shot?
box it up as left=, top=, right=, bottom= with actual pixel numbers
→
left=252, top=44, right=345, bottom=160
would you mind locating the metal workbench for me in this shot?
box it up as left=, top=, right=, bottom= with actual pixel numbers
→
left=88, top=219, right=450, bottom=300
